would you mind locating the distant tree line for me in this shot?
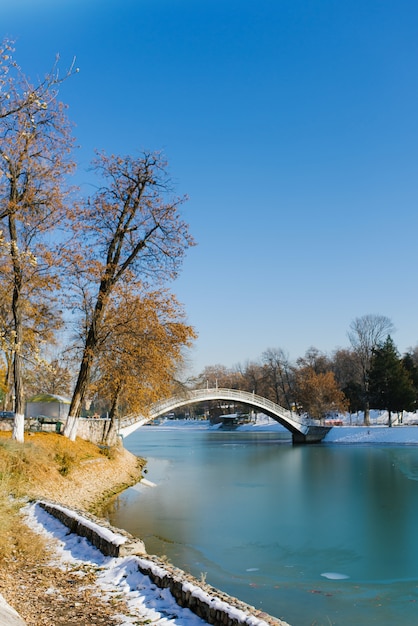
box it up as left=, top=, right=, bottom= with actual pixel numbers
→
left=190, top=314, right=418, bottom=426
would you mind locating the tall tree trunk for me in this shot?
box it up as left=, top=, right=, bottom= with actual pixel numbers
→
left=3, top=352, right=13, bottom=410
left=11, top=351, right=24, bottom=442
left=63, top=330, right=96, bottom=441
left=63, top=345, right=94, bottom=440
left=104, top=383, right=122, bottom=445
left=363, top=377, right=370, bottom=426
left=9, top=213, right=25, bottom=442
left=63, top=285, right=109, bottom=440
left=364, top=401, right=370, bottom=426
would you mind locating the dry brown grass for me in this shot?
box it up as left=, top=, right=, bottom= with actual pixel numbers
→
left=0, top=432, right=143, bottom=563
left=0, top=431, right=104, bottom=498
left=0, top=432, right=145, bottom=624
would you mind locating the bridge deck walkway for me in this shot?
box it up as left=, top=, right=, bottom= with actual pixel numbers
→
left=119, top=388, right=331, bottom=444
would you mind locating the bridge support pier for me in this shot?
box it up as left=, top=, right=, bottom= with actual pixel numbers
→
left=292, top=426, right=332, bottom=445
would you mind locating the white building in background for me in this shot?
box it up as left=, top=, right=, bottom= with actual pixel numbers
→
left=25, top=394, right=71, bottom=420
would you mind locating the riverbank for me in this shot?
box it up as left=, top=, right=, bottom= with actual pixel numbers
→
left=24, top=500, right=286, bottom=626
left=157, top=414, right=418, bottom=444
left=235, top=413, right=418, bottom=444
left=0, top=432, right=287, bottom=626
left=0, top=432, right=145, bottom=625
left=2, top=419, right=418, bottom=625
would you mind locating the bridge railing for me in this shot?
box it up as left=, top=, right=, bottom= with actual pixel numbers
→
left=119, top=414, right=143, bottom=428
left=119, top=387, right=323, bottom=433
left=147, top=388, right=317, bottom=427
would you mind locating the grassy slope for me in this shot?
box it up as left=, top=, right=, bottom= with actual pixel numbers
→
left=0, top=431, right=144, bottom=562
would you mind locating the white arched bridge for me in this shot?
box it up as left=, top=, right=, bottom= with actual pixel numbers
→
left=119, top=388, right=332, bottom=444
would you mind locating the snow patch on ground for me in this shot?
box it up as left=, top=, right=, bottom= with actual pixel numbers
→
left=24, top=503, right=208, bottom=625
left=156, top=413, right=418, bottom=444
left=24, top=503, right=275, bottom=626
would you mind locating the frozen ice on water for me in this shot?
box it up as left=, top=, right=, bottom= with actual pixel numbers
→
left=141, top=478, right=157, bottom=487
left=321, top=572, right=349, bottom=580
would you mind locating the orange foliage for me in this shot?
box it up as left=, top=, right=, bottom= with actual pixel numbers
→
left=91, top=288, right=196, bottom=416
left=295, top=367, right=348, bottom=420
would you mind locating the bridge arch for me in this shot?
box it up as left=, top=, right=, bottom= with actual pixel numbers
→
left=119, top=388, right=331, bottom=444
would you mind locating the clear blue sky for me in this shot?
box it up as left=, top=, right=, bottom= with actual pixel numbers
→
left=3, top=0, right=418, bottom=374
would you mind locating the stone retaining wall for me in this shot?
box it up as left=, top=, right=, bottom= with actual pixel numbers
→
left=75, top=418, right=117, bottom=445
left=38, top=501, right=289, bottom=626
left=0, top=417, right=117, bottom=445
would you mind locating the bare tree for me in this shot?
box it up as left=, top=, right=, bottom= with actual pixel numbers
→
left=330, top=348, right=363, bottom=415
left=0, top=40, right=77, bottom=122
left=195, top=364, right=238, bottom=389
left=331, top=348, right=361, bottom=389
left=23, top=356, right=73, bottom=399
left=262, top=347, right=294, bottom=409
left=348, top=314, right=394, bottom=425
left=236, top=360, right=265, bottom=395
left=296, top=347, right=331, bottom=374
left=0, top=53, right=75, bottom=442
left=63, top=152, right=193, bottom=440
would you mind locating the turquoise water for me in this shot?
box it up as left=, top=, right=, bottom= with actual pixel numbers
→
left=105, top=424, right=418, bottom=625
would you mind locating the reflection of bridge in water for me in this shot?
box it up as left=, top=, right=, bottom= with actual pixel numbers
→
left=119, top=388, right=332, bottom=444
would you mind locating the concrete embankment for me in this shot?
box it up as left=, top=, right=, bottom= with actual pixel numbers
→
left=36, top=500, right=289, bottom=626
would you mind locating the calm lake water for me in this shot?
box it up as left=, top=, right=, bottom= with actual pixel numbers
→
left=105, top=423, right=418, bottom=625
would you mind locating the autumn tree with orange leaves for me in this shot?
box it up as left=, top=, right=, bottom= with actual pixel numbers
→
left=23, top=357, right=73, bottom=400
left=63, top=152, right=194, bottom=440
left=0, top=255, right=64, bottom=411
left=0, top=363, right=6, bottom=408
left=294, top=367, right=348, bottom=420
left=88, top=288, right=196, bottom=441
left=0, top=43, right=76, bottom=442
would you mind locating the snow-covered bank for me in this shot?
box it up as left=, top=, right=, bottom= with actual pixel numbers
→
left=240, top=415, right=418, bottom=444
left=323, top=425, right=418, bottom=444
left=24, top=502, right=206, bottom=625
left=153, top=415, right=418, bottom=445
left=23, top=502, right=286, bottom=626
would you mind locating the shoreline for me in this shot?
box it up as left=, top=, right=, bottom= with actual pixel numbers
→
left=1, top=437, right=287, bottom=625
left=3, top=423, right=418, bottom=624
left=0, top=441, right=146, bottom=626
left=27, top=500, right=287, bottom=626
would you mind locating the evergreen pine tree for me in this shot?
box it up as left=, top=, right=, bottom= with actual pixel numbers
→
left=369, top=336, right=416, bottom=426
